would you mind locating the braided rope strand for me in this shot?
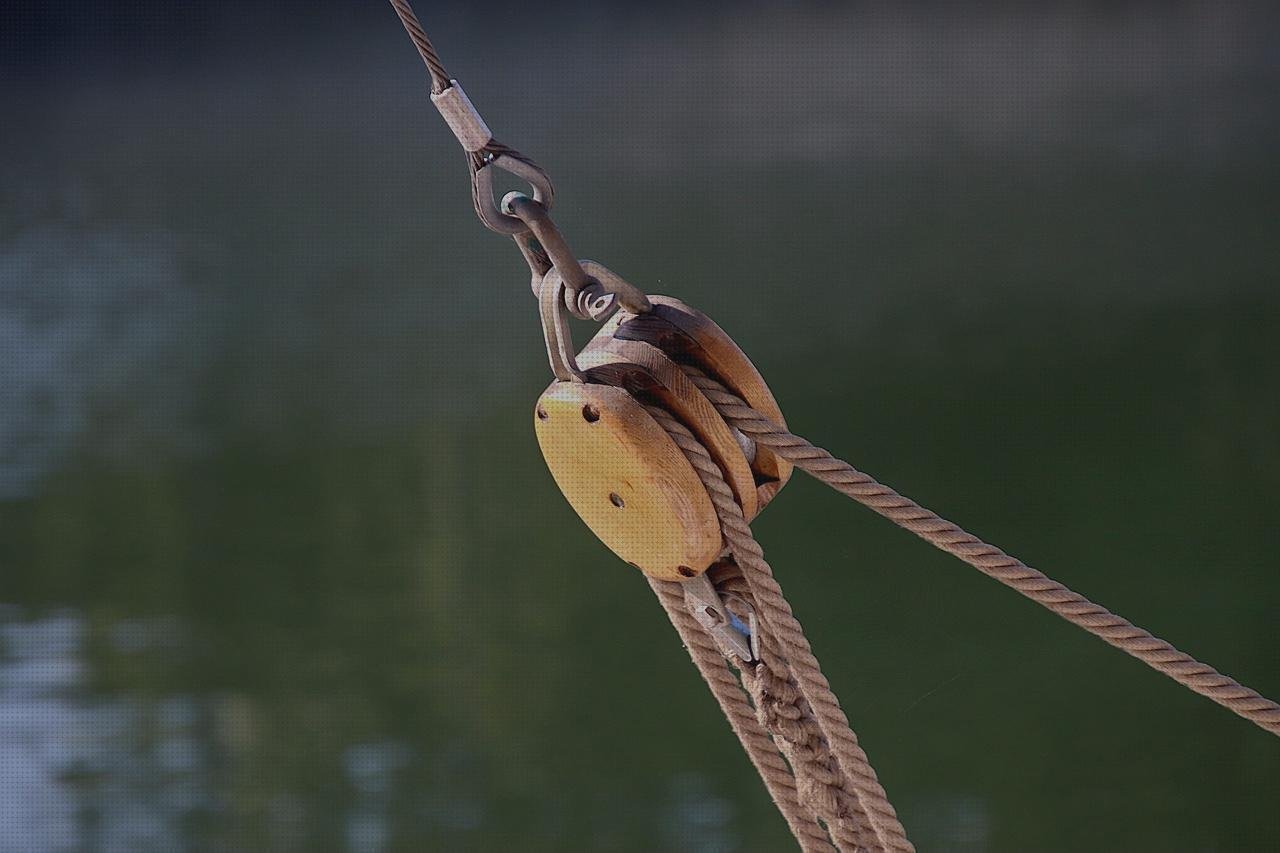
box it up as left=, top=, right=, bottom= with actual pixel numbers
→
left=709, top=564, right=884, bottom=852
left=745, top=627, right=886, bottom=851
left=685, top=370, right=1280, bottom=738
left=645, top=404, right=915, bottom=853
left=744, top=662, right=880, bottom=853
left=650, top=578, right=840, bottom=853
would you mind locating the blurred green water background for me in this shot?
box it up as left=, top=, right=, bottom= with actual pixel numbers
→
left=2, top=2, right=1278, bottom=850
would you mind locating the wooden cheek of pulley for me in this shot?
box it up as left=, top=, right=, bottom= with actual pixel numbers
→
left=534, top=295, right=792, bottom=581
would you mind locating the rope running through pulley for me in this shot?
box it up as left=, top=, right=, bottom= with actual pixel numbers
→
left=386, top=4, right=1280, bottom=850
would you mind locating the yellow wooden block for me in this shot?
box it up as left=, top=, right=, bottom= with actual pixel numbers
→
left=577, top=339, right=759, bottom=520
left=534, top=381, right=722, bottom=580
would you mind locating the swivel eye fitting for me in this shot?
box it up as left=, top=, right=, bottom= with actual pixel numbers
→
left=502, top=193, right=651, bottom=383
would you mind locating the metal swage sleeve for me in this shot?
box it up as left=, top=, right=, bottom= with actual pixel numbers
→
left=388, top=0, right=547, bottom=175
left=684, top=369, right=1280, bottom=739
left=649, top=578, right=840, bottom=853
left=644, top=404, right=915, bottom=853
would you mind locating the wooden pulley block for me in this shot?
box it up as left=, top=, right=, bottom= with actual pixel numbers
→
left=595, top=295, right=793, bottom=510
left=533, top=294, right=791, bottom=581
left=576, top=339, right=760, bottom=520
left=534, top=382, right=722, bottom=581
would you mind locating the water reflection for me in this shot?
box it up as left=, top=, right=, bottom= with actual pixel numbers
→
left=0, top=225, right=205, bottom=500
left=0, top=609, right=758, bottom=851
left=0, top=609, right=497, bottom=852
left=659, top=772, right=738, bottom=853
left=344, top=740, right=411, bottom=852
left=0, top=609, right=210, bottom=852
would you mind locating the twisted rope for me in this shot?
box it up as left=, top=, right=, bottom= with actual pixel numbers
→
left=745, top=656, right=877, bottom=852
left=693, top=563, right=881, bottom=851
left=644, top=404, right=915, bottom=853
left=722, top=576, right=884, bottom=851
left=684, top=369, right=1280, bottom=738
left=650, top=578, right=840, bottom=853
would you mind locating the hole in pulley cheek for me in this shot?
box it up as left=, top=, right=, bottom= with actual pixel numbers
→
left=609, top=492, right=625, bottom=508
left=582, top=404, right=601, bottom=422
